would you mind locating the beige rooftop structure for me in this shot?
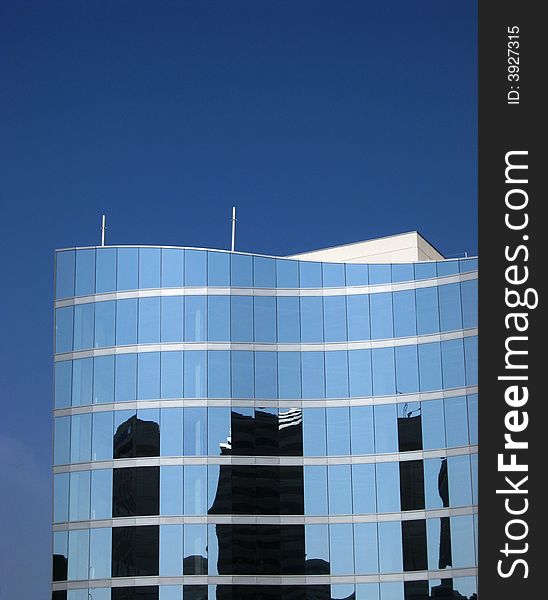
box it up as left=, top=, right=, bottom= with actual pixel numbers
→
left=288, top=231, right=444, bottom=264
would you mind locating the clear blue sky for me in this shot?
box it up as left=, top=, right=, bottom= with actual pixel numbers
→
left=0, top=1, right=476, bottom=597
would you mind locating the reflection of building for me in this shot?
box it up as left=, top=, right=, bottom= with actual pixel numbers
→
left=52, top=234, right=478, bottom=600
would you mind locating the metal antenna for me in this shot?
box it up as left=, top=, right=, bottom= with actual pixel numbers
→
left=230, top=206, right=237, bottom=252
left=101, top=214, right=106, bottom=247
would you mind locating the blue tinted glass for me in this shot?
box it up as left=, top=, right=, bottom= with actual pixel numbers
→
left=347, top=295, right=370, bottom=341
left=299, top=261, right=322, bottom=288
left=372, top=348, right=396, bottom=396
left=395, top=345, right=419, bottom=394
left=391, top=264, right=414, bottom=283
left=303, top=408, right=326, bottom=456
left=459, top=258, right=478, bottom=273
left=357, top=584, right=380, bottom=600
left=276, top=259, right=299, bottom=288
left=330, top=523, right=354, bottom=574
left=55, top=306, right=73, bottom=353
left=184, top=296, right=207, bottom=341
left=184, top=351, right=207, bottom=398
left=70, top=413, right=92, bottom=462
left=426, top=518, right=448, bottom=571
left=415, top=261, right=437, bottom=280
left=352, top=464, right=376, bottom=514
left=89, top=527, right=111, bottom=579
left=468, top=394, right=478, bottom=445
left=253, top=256, right=276, bottom=288
left=137, top=352, right=160, bottom=399
left=207, top=251, right=230, bottom=286
left=208, top=407, right=231, bottom=455
left=117, top=247, right=139, bottom=291
left=184, top=524, right=207, bottom=573
left=161, top=297, right=184, bottom=342
left=424, top=458, right=446, bottom=509
left=345, top=263, right=369, bottom=286
left=231, top=296, right=253, bottom=342
left=376, top=462, right=400, bottom=512
left=464, top=336, right=478, bottom=385
left=305, top=523, right=329, bottom=564
left=206, top=296, right=229, bottom=341
left=95, top=248, right=117, bottom=293
left=54, top=473, right=70, bottom=522
left=461, top=279, right=478, bottom=329
left=160, top=409, right=183, bottom=457
left=327, top=407, right=350, bottom=455
left=418, top=343, right=442, bottom=391
left=254, top=296, right=276, bottom=343
left=300, top=297, right=324, bottom=342
left=160, top=524, right=183, bottom=576
left=161, top=248, right=184, bottom=287
left=348, top=349, right=372, bottom=397
left=324, top=296, right=347, bottom=342
left=160, top=466, right=184, bottom=514
left=75, top=249, right=96, bottom=296
left=255, top=352, right=277, bottom=398
left=184, top=465, right=207, bottom=514
left=94, top=301, right=115, bottom=347
left=370, top=293, right=393, bottom=339
left=53, top=530, right=68, bottom=576
left=416, top=287, right=440, bottom=334
left=471, top=452, right=478, bottom=504
left=304, top=466, right=328, bottom=515
left=374, top=404, right=398, bottom=453
left=445, top=395, right=469, bottom=447
left=139, top=248, right=161, bottom=289
left=185, top=250, right=207, bottom=286
left=328, top=464, right=352, bottom=514
left=332, top=583, right=356, bottom=597
left=378, top=521, right=403, bottom=573
left=115, top=354, right=137, bottom=401
left=72, top=357, right=93, bottom=406
left=437, top=259, right=460, bottom=277
left=448, top=455, right=472, bottom=507
left=350, top=406, right=374, bottom=454
left=231, top=253, right=253, bottom=287
left=207, top=351, right=230, bottom=397
left=138, top=297, right=161, bottom=343
left=451, top=515, right=476, bottom=568
left=439, top=283, right=463, bottom=332
left=116, top=298, right=138, bottom=345
left=184, top=408, right=207, bottom=455
left=69, top=470, right=90, bottom=521
left=160, top=351, right=183, bottom=399
left=277, top=352, right=301, bottom=399
left=322, top=263, right=345, bottom=287
left=277, top=297, right=300, bottom=343
left=92, top=411, right=113, bottom=460
left=369, top=264, right=391, bottom=285
left=393, top=290, right=417, bottom=338
left=325, top=351, right=349, bottom=398
left=88, top=589, right=110, bottom=600
left=441, top=339, right=466, bottom=389
left=231, top=351, right=254, bottom=398
left=55, top=361, right=72, bottom=408
left=301, top=352, right=325, bottom=399
left=73, top=303, right=94, bottom=350
left=56, top=250, right=75, bottom=299
left=68, top=529, right=89, bottom=581
left=354, top=523, right=379, bottom=573
left=93, top=355, right=114, bottom=403
left=421, top=399, right=445, bottom=450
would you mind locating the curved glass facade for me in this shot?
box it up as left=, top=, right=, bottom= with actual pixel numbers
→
left=52, top=246, right=478, bottom=600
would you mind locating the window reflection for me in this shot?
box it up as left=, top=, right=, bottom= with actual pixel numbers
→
left=113, top=466, right=159, bottom=517
left=112, top=587, right=159, bottom=600
left=75, top=249, right=95, bottom=296
left=89, top=527, right=111, bottom=579
left=402, top=519, right=427, bottom=571
left=73, top=303, right=94, bottom=350
left=370, top=292, right=393, bottom=339
left=160, top=525, right=183, bottom=576
left=352, top=464, right=376, bottom=514
left=354, top=523, right=378, bottom=574
left=139, top=248, right=161, bottom=289
left=54, top=361, right=72, bottom=408
left=161, top=248, right=184, bottom=288
left=113, top=412, right=160, bottom=459
left=399, top=460, right=425, bottom=511
left=93, top=355, right=114, bottom=404
left=378, top=521, right=403, bottom=573
left=138, top=298, right=161, bottom=343
left=56, top=250, right=75, bottom=299
left=397, top=402, right=422, bottom=451
left=347, top=295, right=370, bottom=342
left=111, top=526, right=159, bottom=576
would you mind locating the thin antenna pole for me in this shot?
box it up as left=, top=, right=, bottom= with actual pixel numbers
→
left=231, top=206, right=236, bottom=252
left=101, top=214, right=106, bottom=247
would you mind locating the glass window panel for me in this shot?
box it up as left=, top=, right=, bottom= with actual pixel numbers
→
left=112, top=465, right=159, bottom=517
left=437, top=259, right=460, bottom=277
left=208, top=408, right=231, bottom=456
left=374, top=404, right=398, bottom=453
left=299, top=261, right=322, bottom=288
left=160, top=525, right=183, bottom=576
left=391, top=264, right=414, bottom=283
left=348, top=349, right=372, bottom=397
left=452, top=577, right=477, bottom=599
left=415, top=262, right=437, bottom=280
left=461, top=279, right=478, bottom=329
left=115, top=354, right=137, bottom=402
left=139, top=248, right=161, bottom=289
left=207, top=251, right=230, bottom=286
left=184, top=296, right=207, bottom=341
left=161, top=586, right=183, bottom=600
left=111, top=526, right=159, bottom=577
left=304, top=466, right=328, bottom=515
left=305, top=524, right=330, bottom=571
left=277, top=351, right=301, bottom=399
left=89, top=527, right=111, bottom=579
left=325, top=351, right=349, bottom=398
left=161, top=248, right=184, bottom=288
left=55, top=361, right=72, bottom=408
left=399, top=460, right=425, bottom=511
left=451, top=515, right=475, bottom=568
left=88, top=590, right=110, bottom=600
left=303, top=408, right=326, bottom=456
left=395, top=345, right=419, bottom=394
left=464, top=336, right=478, bottom=386
left=416, top=287, right=440, bottom=335
left=56, top=250, right=75, bottom=299
left=332, top=585, right=355, bottom=600
left=253, top=296, right=276, bottom=343
left=91, top=469, right=112, bottom=519
left=185, top=250, right=207, bottom=286
left=184, top=465, right=207, bottom=515
left=55, top=306, right=73, bottom=353
left=184, top=351, right=207, bottom=398
left=94, top=300, right=115, bottom=348
left=354, top=523, right=379, bottom=573
left=324, top=296, right=347, bottom=342
left=441, top=339, right=466, bottom=389
left=75, top=249, right=96, bottom=296
left=117, top=248, right=139, bottom=291
left=54, top=416, right=71, bottom=465
left=393, top=290, right=417, bottom=338
left=300, top=297, right=324, bottom=342
left=207, top=351, right=230, bottom=397
left=352, top=464, right=376, bottom=514
left=92, top=411, right=113, bottom=461
left=326, top=407, right=350, bottom=455
left=116, top=298, right=138, bottom=345
left=277, top=297, right=300, bottom=343
left=448, top=455, right=473, bottom=507
left=231, top=253, right=253, bottom=287
left=93, top=355, right=114, bottom=404
left=113, top=409, right=136, bottom=453
left=328, top=465, right=352, bottom=514
left=378, top=521, right=403, bottom=573
left=254, top=352, right=277, bottom=399
left=139, top=297, right=161, bottom=343
left=424, top=458, right=447, bottom=510
left=160, top=409, right=184, bottom=457
left=347, top=295, right=370, bottom=342
left=96, top=247, right=117, bottom=294
left=138, top=352, right=161, bottom=400
left=161, top=298, right=184, bottom=344
left=427, top=518, right=451, bottom=571
left=301, top=352, right=325, bottom=399
left=322, top=263, right=345, bottom=287
left=68, top=590, right=87, bottom=600
left=439, top=283, right=463, bottom=332
left=53, top=530, right=68, bottom=582
left=369, top=264, right=391, bottom=285
left=346, top=263, right=369, bottom=287
left=418, top=343, right=442, bottom=392
left=70, top=413, right=92, bottom=463
left=421, top=399, right=445, bottom=450
left=231, top=351, right=254, bottom=398
left=54, top=473, right=70, bottom=522
left=356, top=584, right=380, bottom=600
left=468, top=394, right=478, bottom=445
left=161, top=351, right=183, bottom=399
left=69, top=470, right=90, bottom=521
left=253, top=256, right=276, bottom=288
left=445, top=395, right=469, bottom=447
left=276, top=259, right=299, bottom=288
left=72, top=357, right=93, bottom=406
left=330, top=523, right=354, bottom=575
left=471, top=452, right=478, bottom=505
left=68, top=529, right=89, bottom=581
left=184, top=408, right=207, bottom=456
left=350, top=406, right=374, bottom=455
left=73, top=303, right=94, bottom=350
left=183, top=524, right=208, bottom=575
left=160, top=466, right=184, bottom=515
left=207, top=296, right=230, bottom=341
left=370, top=293, right=393, bottom=340
left=459, top=258, right=478, bottom=273
left=372, top=348, right=396, bottom=396
left=376, top=462, right=400, bottom=513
